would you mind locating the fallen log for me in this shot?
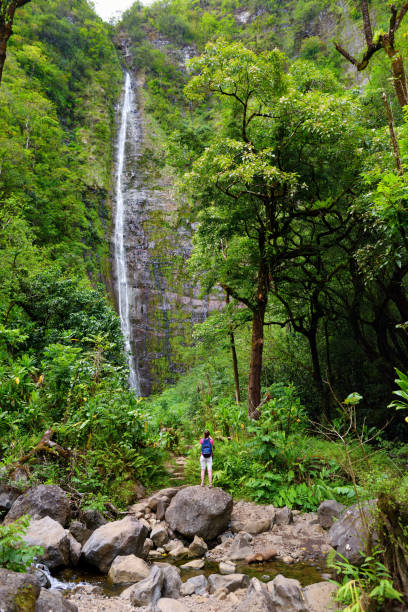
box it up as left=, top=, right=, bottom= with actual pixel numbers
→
left=12, top=429, right=70, bottom=467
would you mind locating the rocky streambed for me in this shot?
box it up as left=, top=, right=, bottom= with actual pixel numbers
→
left=0, top=482, right=375, bottom=611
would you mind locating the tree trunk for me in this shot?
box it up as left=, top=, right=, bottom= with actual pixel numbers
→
left=248, top=301, right=266, bottom=419
left=0, top=1, right=31, bottom=87
left=225, top=293, right=240, bottom=405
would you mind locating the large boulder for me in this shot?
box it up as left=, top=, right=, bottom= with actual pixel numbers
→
left=107, top=554, right=150, bottom=584
left=318, top=500, right=345, bottom=530
left=5, top=485, right=70, bottom=526
left=328, top=500, right=378, bottom=565
left=267, top=574, right=308, bottom=612
left=208, top=573, right=250, bottom=593
left=121, top=565, right=163, bottom=607
left=35, top=588, right=77, bottom=611
left=303, top=582, right=338, bottom=612
left=81, top=516, right=148, bottom=573
left=165, top=486, right=233, bottom=540
left=230, top=502, right=275, bottom=534
left=22, top=516, right=70, bottom=569
left=0, top=484, right=20, bottom=515
left=155, top=563, right=182, bottom=598
left=0, top=569, right=41, bottom=612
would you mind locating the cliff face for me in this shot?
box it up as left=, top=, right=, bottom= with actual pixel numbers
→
left=111, top=62, right=221, bottom=395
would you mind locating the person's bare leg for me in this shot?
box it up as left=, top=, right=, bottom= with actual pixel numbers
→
left=208, top=470, right=212, bottom=487
left=201, top=469, right=205, bottom=486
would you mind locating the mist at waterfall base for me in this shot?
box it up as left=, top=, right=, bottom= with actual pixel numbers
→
left=93, top=0, right=152, bottom=22
left=113, top=72, right=141, bottom=396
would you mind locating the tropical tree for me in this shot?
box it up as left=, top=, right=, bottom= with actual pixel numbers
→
left=0, top=0, right=31, bottom=85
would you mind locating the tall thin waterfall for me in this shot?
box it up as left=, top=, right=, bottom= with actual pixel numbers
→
left=114, top=72, right=141, bottom=394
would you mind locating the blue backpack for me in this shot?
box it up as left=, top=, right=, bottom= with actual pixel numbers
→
left=201, top=438, right=212, bottom=458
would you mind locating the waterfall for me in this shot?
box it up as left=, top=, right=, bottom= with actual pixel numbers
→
left=113, top=72, right=141, bottom=394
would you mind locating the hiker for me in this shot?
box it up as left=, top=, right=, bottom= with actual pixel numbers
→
left=200, top=429, right=214, bottom=487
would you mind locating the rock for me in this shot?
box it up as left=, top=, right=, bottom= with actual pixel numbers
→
left=156, top=498, right=170, bottom=521
left=214, top=587, right=228, bottom=600
left=275, top=507, right=293, bottom=526
left=235, top=589, right=275, bottom=611
left=168, top=542, right=189, bottom=560
left=81, top=509, right=107, bottom=531
left=318, top=500, right=345, bottom=530
left=108, top=554, right=150, bottom=584
left=208, top=573, right=250, bottom=594
left=139, top=518, right=151, bottom=532
left=267, top=574, right=307, bottom=611
left=303, top=582, right=338, bottom=612
left=281, top=555, right=294, bottom=564
left=247, top=577, right=267, bottom=594
left=156, top=598, right=188, bottom=612
left=23, top=516, right=70, bottom=569
left=164, top=539, right=181, bottom=552
left=188, top=535, right=208, bottom=558
left=0, top=569, right=41, bottom=612
left=155, top=563, right=182, bottom=598
left=180, top=559, right=204, bottom=570
left=69, top=521, right=91, bottom=546
left=121, top=565, right=163, bottom=607
left=143, top=537, right=153, bottom=557
left=181, top=574, right=208, bottom=596
left=230, top=502, right=275, bottom=534
left=329, top=500, right=378, bottom=565
left=29, top=565, right=50, bottom=589
left=35, top=588, right=78, bottom=611
left=151, top=525, right=169, bottom=547
left=68, top=534, right=81, bottom=566
left=5, top=485, right=70, bottom=526
left=229, top=532, right=252, bottom=560
left=149, top=550, right=165, bottom=560
left=81, top=516, right=148, bottom=573
left=165, top=486, right=233, bottom=540
left=0, top=484, right=20, bottom=513
left=219, top=561, right=236, bottom=574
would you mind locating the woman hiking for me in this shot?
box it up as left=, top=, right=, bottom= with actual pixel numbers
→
left=200, top=429, right=214, bottom=487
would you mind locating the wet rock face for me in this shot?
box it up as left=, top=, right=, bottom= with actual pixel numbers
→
left=165, top=486, right=233, bottom=540
left=5, top=485, right=70, bottom=526
left=112, top=73, right=222, bottom=396
left=81, top=516, right=148, bottom=573
left=36, top=588, right=78, bottom=611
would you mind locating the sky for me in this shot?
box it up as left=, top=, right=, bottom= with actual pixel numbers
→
left=92, top=0, right=135, bottom=22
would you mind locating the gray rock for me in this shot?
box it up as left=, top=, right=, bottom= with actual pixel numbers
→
left=0, top=569, right=41, bottom=611
left=0, top=484, right=20, bottom=513
left=155, top=563, right=182, bottom=598
left=30, top=565, right=51, bottom=589
left=208, top=573, right=250, bottom=593
left=181, top=574, right=208, bottom=596
left=68, top=533, right=81, bottom=567
left=165, top=486, right=233, bottom=540
left=229, top=532, right=252, bottom=560
left=164, top=539, right=181, bottom=552
left=22, top=516, right=70, bottom=569
left=143, top=537, right=153, bottom=557
left=156, top=598, right=188, bottom=612
left=235, top=589, right=275, bottom=611
left=35, top=588, right=78, bottom=611
left=318, top=500, right=345, bottom=530
left=303, top=581, right=338, bottom=612
left=180, top=559, right=204, bottom=570
left=108, top=554, right=150, bottom=584
left=328, top=500, right=378, bottom=565
left=275, top=507, right=293, bottom=526
left=267, top=574, right=307, bottom=611
left=5, top=485, right=70, bottom=526
left=168, top=542, right=189, bottom=560
left=81, top=509, right=107, bottom=531
left=219, top=561, right=236, bottom=574
left=69, top=520, right=91, bottom=546
left=188, top=535, right=207, bottom=558
left=156, top=498, right=170, bottom=521
left=151, top=525, right=169, bottom=547
left=122, top=565, right=164, bottom=607
left=81, top=516, right=148, bottom=572
left=230, top=503, right=275, bottom=534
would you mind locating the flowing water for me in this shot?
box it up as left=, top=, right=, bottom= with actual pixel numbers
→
left=113, top=72, right=141, bottom=394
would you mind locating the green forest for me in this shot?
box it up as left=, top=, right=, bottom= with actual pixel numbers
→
left=1, top=0, right=408, bottom=609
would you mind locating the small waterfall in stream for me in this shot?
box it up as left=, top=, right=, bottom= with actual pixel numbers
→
left=113, top=72, right=141, bottom=394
